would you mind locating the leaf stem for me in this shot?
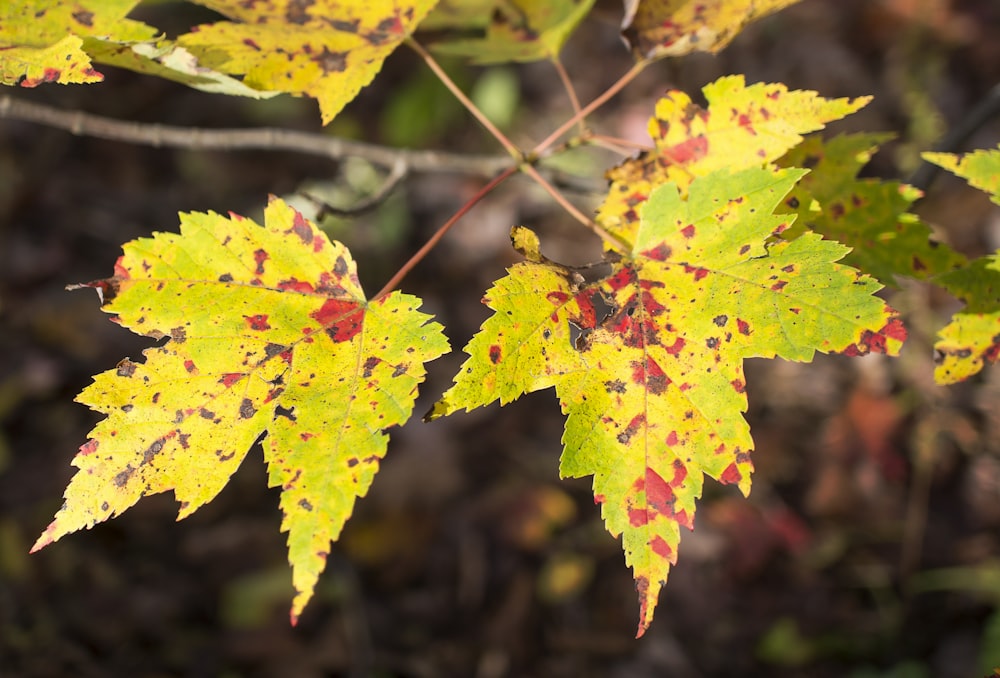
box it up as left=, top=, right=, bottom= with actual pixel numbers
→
left=519, top=163, right=625, bottom=249
left=533, top=60, right=649, bottom=156
left=552, top=57, right=586, bottom=136
left=374, top=166, right=518, bottom=300
left=407, top=38, right=524, bottom=162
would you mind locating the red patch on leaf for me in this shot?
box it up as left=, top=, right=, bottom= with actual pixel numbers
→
left=681, top=224, right=696, bottom=239
left=737, top=319, right=751, bottom=335
left=650, top=535, right=673, bottom=560
left=642, top=243, right=672, bottom=261
left=79, top=439, right=99, bottom=456
left=645, top=468, right=676, bottom=517
left=547, top=291, right=569, bottom=305
left=606, top=266, right=636, bottom=292
left=488, top=345, right=502, bottom=364
left=719, top=462, right=742, bottom=485
left=629, top=508, right=648, bottom=527
left=219, top=373, right=243, bottom=387
left=253, top=248, right=269, bottom=275
left=278, top=278, right=315, bottom=293
left=666, top=431, right=678, bottom=446
left=731, top=379, right=746, bottom=393
left=683, top=264, right=709, bottom=281
left=310, top=298, right=363, bottom=342
left=184, top=360, right=197, bottom=373
left=665, top=337, right=685, bottom=355
left=245, top=314, right=271, bottom=331
left=771, top=280, right=787, bottom=291
left=664, top=135, right=708, bottom=164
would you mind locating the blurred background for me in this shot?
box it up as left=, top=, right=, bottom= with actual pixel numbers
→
left=2, top=0, right=1000, bottom=676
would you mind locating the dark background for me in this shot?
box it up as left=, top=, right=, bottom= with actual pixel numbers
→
left=2, top=1, right=1000, bottom=676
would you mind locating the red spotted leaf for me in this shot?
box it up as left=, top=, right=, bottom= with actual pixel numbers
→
left=432, top=166, right=904, bottom=636
left=32, top=197, right=449, bottom=624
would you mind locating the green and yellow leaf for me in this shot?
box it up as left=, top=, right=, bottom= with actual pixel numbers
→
left=431, top=0, right=596, bottom=64
left=433, top=166, right=905, bottom=636
left=0, top=0, right=155, bottom=86
left=178, top=0, right=438, bottom=124
left=778, top=133, right=966, bottom=284
left=598, top=75, right=869, bottom=248
left=621, top=0, right=801, bottom=61
left=923, top=146, right=1000, bottom=383
left=924, top=146, right=1000, bottom=206
left=32, top=198, right=449, bottom=623
left=933, top=256, right=1000, bottom=384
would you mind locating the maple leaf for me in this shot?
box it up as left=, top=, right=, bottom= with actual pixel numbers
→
left=32, top=198, right=449, bottom=623
left=0, top=0, right=155, bottom=86
left=597, top=75, right=870, bottom=248
left=621, top=0, right=802, bottom=61
left=777, top=133, right=966, bottom=284
left=432, top=166, right=905, bottom=636
left=177, top=0, right=438, bottom=125
left=922, top=146, right=1000, bottom=383
left=431, top=0, right=596, bottom=64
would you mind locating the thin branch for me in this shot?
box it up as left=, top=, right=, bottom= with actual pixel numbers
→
left=519, top=163, right=626, bottom=250
left=374, top=166, right=518, bottom=300
left=552, top=57, right=586, bottom=136
left=533, top=59, right=648, bottom=156
left=406, top=38, right=524, bottom=161
left=299, top=158, right=408, bottom=217
left=0, top=94, right=513, bottom=178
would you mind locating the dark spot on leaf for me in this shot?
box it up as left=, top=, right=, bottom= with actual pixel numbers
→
left=489, top=345, right=502, bottom=364
left=347, top=458, right=359, bottom=467
left=713, top=315, right=728, bottom=327
left=265, top=343, right=289, bottom=359
left=642, top=243, right=672, bottom=261
left=706, top=337, right=719, bottom=349
left=913, top=256, right=926, bottom=271
left=245, top=314, right=271, bottom=331
left=116, top=360, right=137, bottom=377
left=786, top=196, right=799, bottom=209
left=330, top=18, right=360, bottom=32
left=605, top=379, right=626, bottom=394
left=170, top=326, right=187, bottom=342
left=239, top=398, right=256, bottom=419
left=291, top=212, right=313, bottom=244
left=72, top=10, right=94, bottom=26
left=143, top=438, right=165, bottom=465
left=285, top=0, right=313, bottom=25
left=276, top=405, right=297, bottom=421
left=113, top=465, right=134, bottom=488
left=298, top=498, right=314, bottom=511
left=312, top=46, right=348, bottom=73
left=121, top=404, right=133, bottom=413
left=216, top=450, right=235, bottom=462
left=617, top=414, right=645, bottom=444
left=253, top=249, right=268, bottom=275
left=101, top=501, right=109, bottom=512
left=737, top=319, right=751, bottom=335
left=392, top=364, right=406, bottom=378
left=771, top=280, right=787, bottom=291
left=362, top=356, right=381, bottom=378
left=199, top=408, right=216, bottom=420
left=219, top=273, right=234, bottom=282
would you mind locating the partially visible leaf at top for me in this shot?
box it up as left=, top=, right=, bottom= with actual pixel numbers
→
left=178, top=0, right=439, bottom=124
left=420, top=0, right=495, bottom=30
left=924, top=146, right=1000, bottom=205
left=778, top=133, right=966, bottom=284
left=432, top=166, right=905, bottom=636
left=933, top=255, right=1000, bottom=384
left=621, top=0, right=801, bottom=60
left=32, top=198, right=449, bottom=624
left=0, top=0, right=155, bottom=86
left=597, top=75, right=870, bottom=248
left=431, top=0, right=596, bottom=64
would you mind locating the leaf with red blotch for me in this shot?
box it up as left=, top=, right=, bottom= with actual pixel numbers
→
left=178, top=0, right=438, bottom=124
left=621, top=0, right=801, bottom=60
left=32, top=197, right=449, bottom=625
left=431, top=166, right=905, bottom=636
left=597, top=75, right=870, bottom=249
